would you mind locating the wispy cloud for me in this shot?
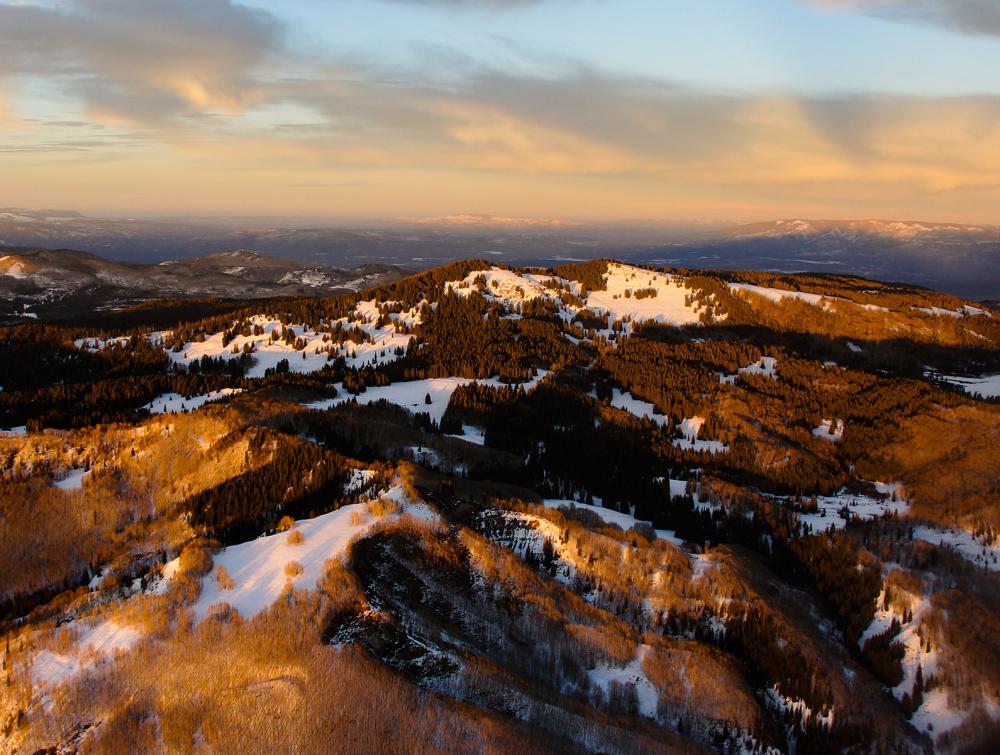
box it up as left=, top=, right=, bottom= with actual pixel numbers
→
left=811, top=0, right=1000, bottom=36
left=0, top=0, right=283, bottom=124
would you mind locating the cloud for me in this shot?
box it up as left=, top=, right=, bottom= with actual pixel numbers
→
left=0, top=1, right=996, bottom=220
left=811, top=0, right=1000, bottom=36
left=0, top=0, right=283, bottom=123
left=258, top=63, right=998, bottom=192
left=378, top=0, right=541, bottom=6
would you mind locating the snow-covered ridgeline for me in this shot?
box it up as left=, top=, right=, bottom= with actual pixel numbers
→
left=729, top=283, right=830, bottom=308
left=164, top=313, right=412, bottom=378
left=29, top=476, right=424, bottom=693
left=183, top=483, right=437, bottom=623
left=730, top=283, right=989, bottom=321
left=75, top=299, right=425, bottom=379
left=446, top=263, right=715, bottom=335
left=913, top=305, right=989, bottom=318
left=187, top=502, right=374, bottom=622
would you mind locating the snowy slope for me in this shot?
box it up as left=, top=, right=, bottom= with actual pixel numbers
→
left=931, top=372, right=1000, bottom=399
left=77, top=299, right=422, bottom=379
left=305, top=371, right=550, bottom=426
left=189, top=487, right=438, bottom=622
left=31, top=620, right=141, bottom=689
left=52, top=467, right=90, bottom=490
left=729, top=283, right=828, bottom=307
left=609, top=389, right=669, bottom=427
left=543, top=499, right=685, bottom=547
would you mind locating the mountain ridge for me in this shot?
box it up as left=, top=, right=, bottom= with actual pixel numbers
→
left=1, top=256, right=998, bottom=753
left=3, top=208, right=998, bottom=299
left=0, top=247, right=408, bottom=324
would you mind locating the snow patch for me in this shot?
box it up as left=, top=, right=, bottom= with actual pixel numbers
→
left=793, top=486, right=909, bottom=533
left=911, top=525, right=1000, bottom=572
left=609, top=389, right=668, bottom=426
left=930, top=372, right=1000, bottom=399
left=588, top=644, right=660, bottom=719
left=31, top=621, right=141, bottom=689
left=543, top=499, right=685, bottom=547
left=143, top=388, right=244, bottom=415
left=446, top=424, right=487, bottom=445
left=305, top=372, right=550, bottom=426
left=53, top=468, right=89, bottom=490
left=812, top=419, right=844, bottom=443
left=187, top=490, right=437, bottom=622
left=673, top=416, right=728, bottom=454
left=729, top=283, right=827, bottom=307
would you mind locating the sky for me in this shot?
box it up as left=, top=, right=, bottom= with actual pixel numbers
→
left=0, top=0, right=998, bottom=223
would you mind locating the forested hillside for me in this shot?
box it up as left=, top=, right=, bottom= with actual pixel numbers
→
left=1, top=260, right=998, bottom=754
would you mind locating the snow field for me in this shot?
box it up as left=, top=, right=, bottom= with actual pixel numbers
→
left=73, top=336, right=131, bottom=351
left=190, top=503, right=374, bottom=621
left=585, top=263, right=709, bottom=331
left=30, top=480, right=426, bottom=690
left=913, top=305, right=989, bottom=318
left=738, top=356, right=778, bottom=379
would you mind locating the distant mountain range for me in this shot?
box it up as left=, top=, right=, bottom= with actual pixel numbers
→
left=0, top=248, right=406, bottom=324
left=722, top=218, right=993, bottom=239
left=1, top=209, right=997, bottom=300
left=627, top=219, right=1000, bottom=301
